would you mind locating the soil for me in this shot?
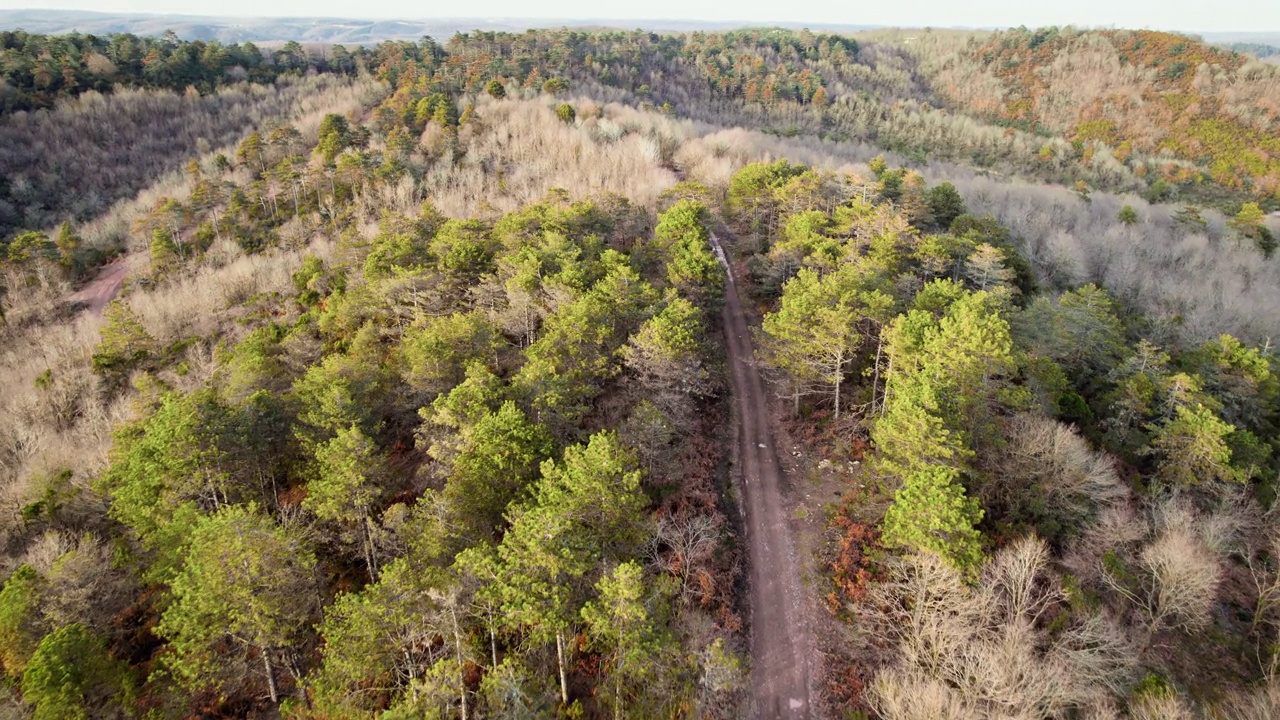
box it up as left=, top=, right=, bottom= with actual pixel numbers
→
left=67, top=255, right=136, bottom=315
left=713, top=233, right=814, bottom=719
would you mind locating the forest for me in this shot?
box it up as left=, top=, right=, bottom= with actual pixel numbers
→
left=1, top=22, right=1280, bottom=720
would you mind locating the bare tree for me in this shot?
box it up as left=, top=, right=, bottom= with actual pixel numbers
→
left=1101, top=522, right=1222, bottom=635
left=983, top=413, right=1128, bottom=531
left=651, top=510, right=722, bottom=605
left=870, top=668, right=979, bottom=720
left=863, top=539, right=1139, bottom=720
left=1210, top=679, right=1280, bottom=720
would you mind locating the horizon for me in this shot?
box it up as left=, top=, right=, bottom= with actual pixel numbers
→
left=1, top=3, right=1279, bottom=35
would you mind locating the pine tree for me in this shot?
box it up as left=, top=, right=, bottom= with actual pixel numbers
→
left=0, top=565, right=43, bottom=679
left=310, top=557, right=453, bottom=716
left=157, top=506, right=318, bottom=704
left=873, top=287, right=1016, bottom=478
left=759, top=265, right=894, bottom=418
left=622, top=296, right=712, bottom=411
left=881, top=465, right=985, bottom=575
left=659, top=200, right=724, bottom=306
left=308, top=425, right=386, bottom=580
left=1149, top=403, right=1243, bottom=487
left=443, top=401, right=553, bottom=544
left=21, top=624, right=131, bottom=720
left=53, top=221, right=80, bottom=272
left=490, top=432, right=650, bottom=707
left=149, top=227, right=180, bottom=276
left=90, top=299, right=155, bottom=378
left=582, top=561, right=675, bottom=719
left=926, top=182, right=967, bottom=229
left=316, top=113, right=352, bottom=166
left=235, top=130, right=265, bottom=173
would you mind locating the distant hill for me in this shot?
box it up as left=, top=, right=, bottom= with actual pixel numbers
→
left=905, top=27, right=1280, bottom=197
left=1213, top=41, right=1280, bottom=60
left=0, top=9, right=882, bottom=43
left=0, top=10, right=572, bottom=42
left=1201, top=31, right=1280, bottom=46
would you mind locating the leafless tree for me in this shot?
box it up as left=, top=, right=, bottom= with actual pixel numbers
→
left=1101, top=522, right=1222, bottom=635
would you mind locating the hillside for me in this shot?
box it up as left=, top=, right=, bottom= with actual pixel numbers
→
left=905, top=27, right=1280, bottom=201
left=0, top=9, right=881, bottom=43
left=0, top=10, right=570, bottom=43
left=1, top=24, right=1280, bottom=720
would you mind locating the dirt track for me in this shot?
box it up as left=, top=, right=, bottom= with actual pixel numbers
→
left=712, top=233, right=812, bottom=719
left=68, top=255, right=136, bottom=315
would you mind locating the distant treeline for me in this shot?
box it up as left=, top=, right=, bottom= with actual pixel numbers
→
left=1219, top=41, right=1280, bottom=59
left=0, top=30, right=366, bottom=113
left=3, top=25, right=1278, bottom=216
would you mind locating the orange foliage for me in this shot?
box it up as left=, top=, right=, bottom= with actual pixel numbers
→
left=826, top=514, right=882, bottom=614
left=961, top=28, right=1280, bottom=196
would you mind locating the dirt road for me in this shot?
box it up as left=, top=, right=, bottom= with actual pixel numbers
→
left=712, top=233, right=812, bottom=719
left=67, top=255, right=136, bottom=316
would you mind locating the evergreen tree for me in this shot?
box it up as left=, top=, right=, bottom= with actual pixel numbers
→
left=308, top=425, right=386, bottom=579
left=760, top=265, right=894, bottom=418
left=1149, top=403, right=1243, bottom=487
left=490, top=432, right=650, bottom=707
left=90, top=299, right=155, bottom=379
left=316, top=113, right=352, bottom=166
left=157, top=506, right=319, bottom=704
left=582, top=561, right=678, bottom=719
left=309, top=558, right=452, bottom=716
left=149, top=227, right=180, bottom=276
left=21, top=624, right=131, bottom=720
left=0, top=565, right=43, bottom=679
left=622, top=296, right=712, bottom=412
left=881, top=465, right=985, bottom=576
left=925, top=182, right=966, bottom=229
left=442, top=401, right=553, bottom=544
left=53, top=221, right=80, bottom=272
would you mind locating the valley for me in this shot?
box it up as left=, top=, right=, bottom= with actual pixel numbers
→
left=0, top=16, right=1279, bottom=720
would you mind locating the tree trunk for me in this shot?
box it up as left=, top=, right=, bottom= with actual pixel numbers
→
left=555, top=630, right=569, bottom=707
left=614, top=654, right=623, bottom=720
left=488, top=611, right=498, bottom=668
left=833, top=349, right=843, bottom=420
left=286, top=652, right=311, bottom=708
left=363, top=516, right=379, bottom=582
left=449, top=604, right=468, bottom=720
left=262, top=650, right=280, bottom=705
left=880, top=355, right=893, bottom=417
left=871, top=333, right=884, bottom=415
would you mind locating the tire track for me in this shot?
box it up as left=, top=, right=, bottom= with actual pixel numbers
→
left=712, top=232, right=812, bottom=719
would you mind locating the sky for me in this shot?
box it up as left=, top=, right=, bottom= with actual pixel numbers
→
left=1, top=0, right=1278, bottom=32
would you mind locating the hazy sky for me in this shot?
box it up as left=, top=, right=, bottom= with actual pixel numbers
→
left=3, top=0, right=1278, bottom=32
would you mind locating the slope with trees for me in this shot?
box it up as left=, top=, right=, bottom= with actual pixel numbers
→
left=905, top=27, right=1280, bottom=203
left=720, top=156, right=1280, bottom=718
left=1, top=22, right=1280, bottom=720
left=0, top=55, right=749, bottom=715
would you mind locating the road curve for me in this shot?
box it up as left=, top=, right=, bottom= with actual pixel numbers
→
left=712, top=233, right=812, bottom=719
left=68, top=255, right=136, bottom=316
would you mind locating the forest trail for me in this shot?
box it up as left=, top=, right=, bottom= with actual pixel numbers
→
left=712, top=232, right=812, bottom=719
left=68, top=254, right=137, bottom=315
